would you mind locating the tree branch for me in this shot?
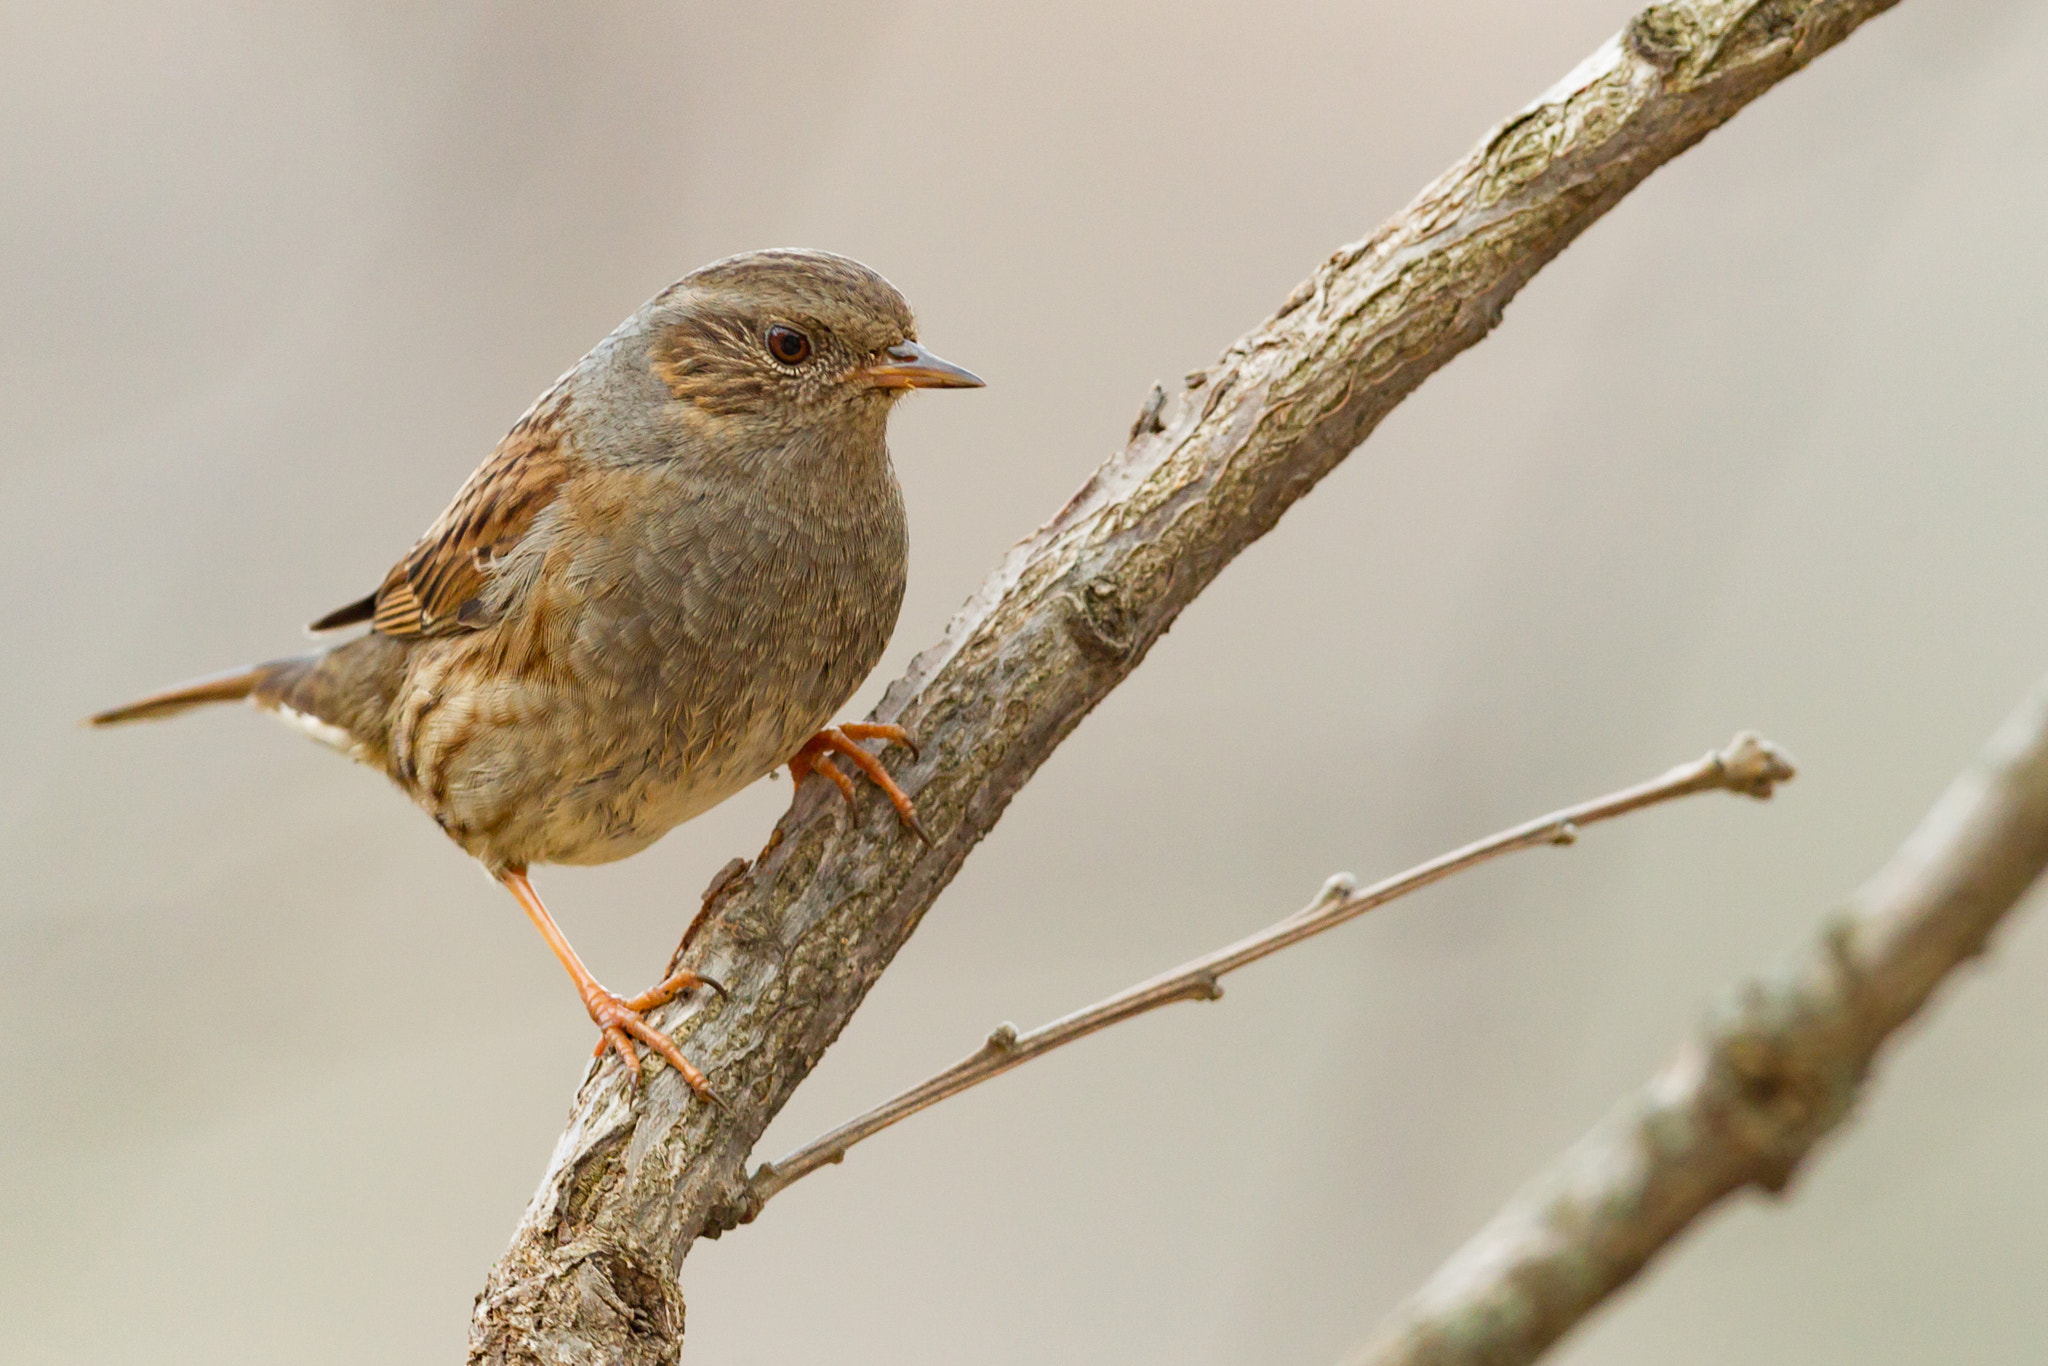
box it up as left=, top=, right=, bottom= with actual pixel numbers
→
left=745, top=733, right=1796, bottom=1213
left=1347, top=670, right=2048, bottom=1366
left=468, top=3, right=1908, bottom=1360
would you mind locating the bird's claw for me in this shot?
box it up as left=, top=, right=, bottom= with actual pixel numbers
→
left=621, top=966, right=726, bottom=1013
left=790, top=724, right=928, bottom=841
left=583, top=979, right=723, bottom=1106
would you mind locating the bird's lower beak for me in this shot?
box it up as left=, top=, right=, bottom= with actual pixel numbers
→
left=862, top=340, right=985, bottom=390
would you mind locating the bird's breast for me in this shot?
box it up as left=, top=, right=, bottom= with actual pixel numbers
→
left=566, top=457, right=907, bottom=726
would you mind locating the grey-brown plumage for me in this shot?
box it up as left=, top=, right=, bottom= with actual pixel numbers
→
left=93, top=249, right=983, bottom=1094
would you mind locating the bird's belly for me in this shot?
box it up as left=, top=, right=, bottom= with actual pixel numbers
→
left=399, top=655, right=839, bottom=871
left=543, top=704, right=817, bottom=866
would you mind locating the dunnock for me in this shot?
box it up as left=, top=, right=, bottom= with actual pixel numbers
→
left=92, top=249, right=983, bottom=1099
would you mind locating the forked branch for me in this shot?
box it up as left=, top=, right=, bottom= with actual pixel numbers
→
left=744, top=733, right=1796, bottom=1214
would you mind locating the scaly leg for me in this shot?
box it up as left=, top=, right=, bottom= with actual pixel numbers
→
left=500, top=867, right=724, bottom=1103
left=789, top=723, right=929, bottom=844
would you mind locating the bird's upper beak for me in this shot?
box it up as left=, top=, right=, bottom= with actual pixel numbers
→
left=861, top=340, right=985, bottom=390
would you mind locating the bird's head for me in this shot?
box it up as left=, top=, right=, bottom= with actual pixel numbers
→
left=645, top=249, right=981, bottom=443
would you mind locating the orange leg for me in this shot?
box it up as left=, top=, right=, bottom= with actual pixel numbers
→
left=789, top=723, right=929, bottom=844
left=500, top=867, right=725, bottom=1105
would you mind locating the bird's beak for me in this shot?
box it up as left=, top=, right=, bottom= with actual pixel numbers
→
left=862, top=340, right=985, bottom=390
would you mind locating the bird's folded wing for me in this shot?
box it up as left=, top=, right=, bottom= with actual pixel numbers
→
left=310, top=394, right=574, bottom=639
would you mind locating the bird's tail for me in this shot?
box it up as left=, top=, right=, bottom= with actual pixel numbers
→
left=88, top=634, right=407, bottom=767
left=88, top=662, right=303, bottom=726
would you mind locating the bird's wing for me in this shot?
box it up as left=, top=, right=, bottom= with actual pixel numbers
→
left=309, top=394, right=574, bottom=639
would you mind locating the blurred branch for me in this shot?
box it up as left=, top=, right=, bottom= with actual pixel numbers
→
left=745, top=734, right=1795, bottom=1214
left=1346, top=672, right=2048, bottom=1366
left=470, top=2, right=1910, bottom=1361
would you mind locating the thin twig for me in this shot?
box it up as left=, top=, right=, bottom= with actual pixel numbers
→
left=743, top=732, right=1796, bottom=1214
left=1344, top=673, right=2048, bottom=1366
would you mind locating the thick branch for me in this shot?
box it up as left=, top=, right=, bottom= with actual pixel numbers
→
left=746, top=734, right=1795, bottom=1212
left=1348, top=671, right=2048, bottom=1366
left=469, top=3, right=1907, bottom=1361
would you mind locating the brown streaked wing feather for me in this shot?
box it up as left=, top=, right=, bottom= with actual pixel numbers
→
left=371, top=393, right=575, bottom=639
left=308, top=591, right=377, bottom=633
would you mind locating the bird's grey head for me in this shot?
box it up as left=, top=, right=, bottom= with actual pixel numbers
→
left=642, top=249, right=981, bottom=441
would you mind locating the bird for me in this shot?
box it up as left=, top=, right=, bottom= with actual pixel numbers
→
left=90, top=248, right=983, bottom=1102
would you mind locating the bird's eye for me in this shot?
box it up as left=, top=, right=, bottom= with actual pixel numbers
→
left=765, top=325, right=812, bottom=365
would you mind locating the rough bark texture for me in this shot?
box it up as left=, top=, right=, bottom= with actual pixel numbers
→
left=1348, top=670, right=2048, bottom=1366
left=468, top=3, right=1906, bottom=1360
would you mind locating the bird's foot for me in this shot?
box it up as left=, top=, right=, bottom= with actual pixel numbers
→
left=582, top=969, right=728, bottom=1106
left=789, top=723, right=930, bottom=844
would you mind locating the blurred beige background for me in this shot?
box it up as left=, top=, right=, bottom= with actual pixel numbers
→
left=5, top=2, right=2047, bottom=1362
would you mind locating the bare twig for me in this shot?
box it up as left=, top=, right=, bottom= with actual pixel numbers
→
left=1346, top=672, right=2048, bottom=1366
left=470, top=4, right=1911, bottom=1360
left=745, top=733, right=1796, bottom=1213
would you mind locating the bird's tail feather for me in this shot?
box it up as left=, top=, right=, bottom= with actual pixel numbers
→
left=90, top=636, right=406, bottom=769
left=88, top=663, right=294, bottom=726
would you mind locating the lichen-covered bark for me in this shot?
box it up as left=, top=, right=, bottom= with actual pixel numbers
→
left=1347, top=671, right=2048, bottom=1366
left=468, top=3, right=1906, bottom=1360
